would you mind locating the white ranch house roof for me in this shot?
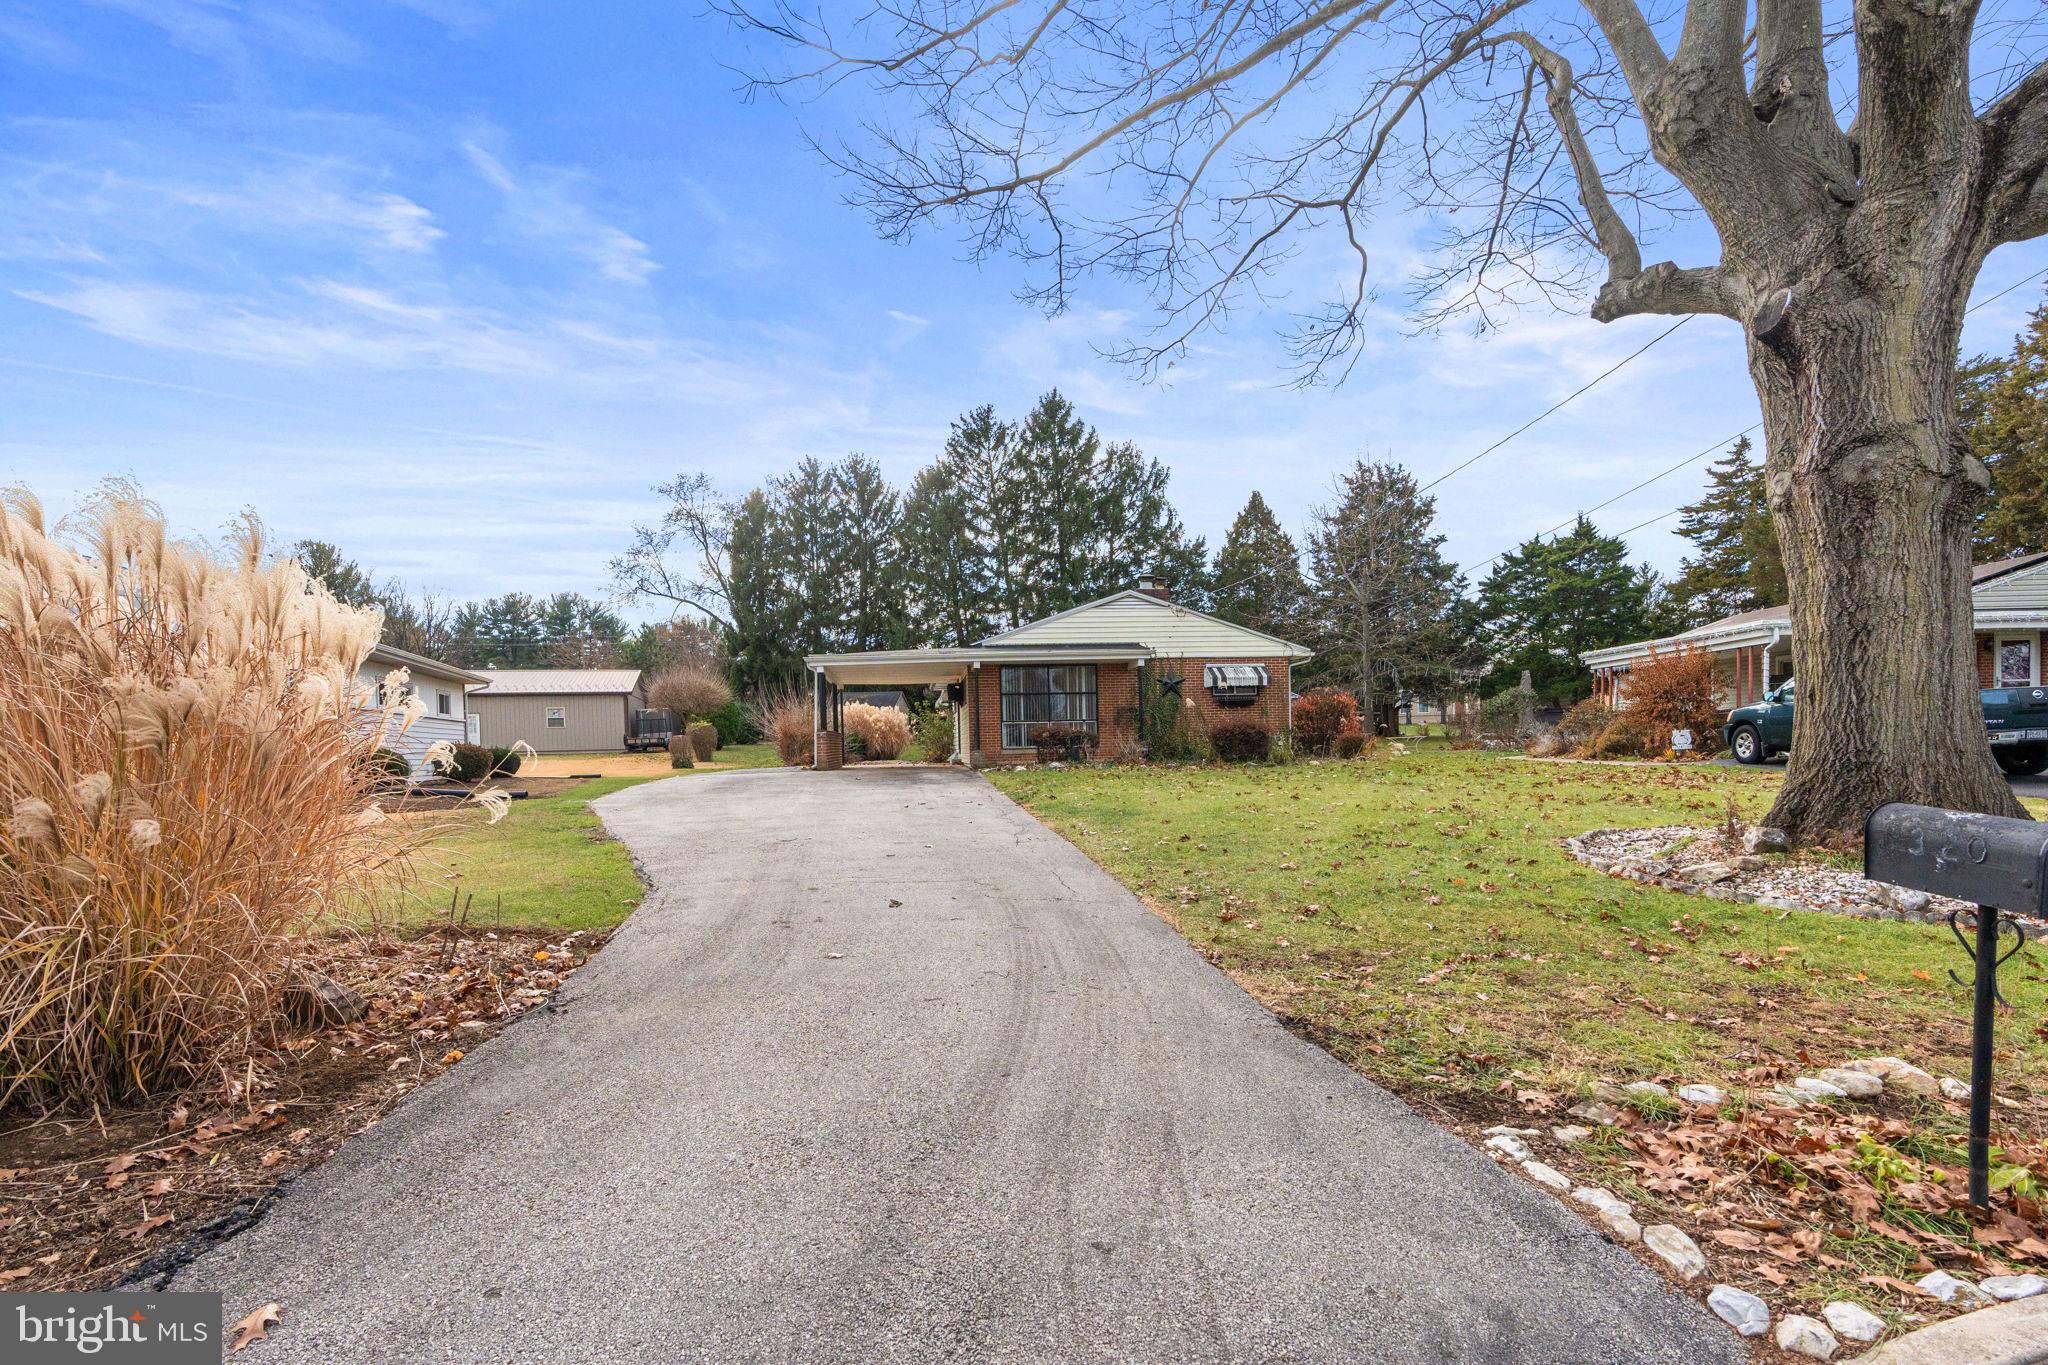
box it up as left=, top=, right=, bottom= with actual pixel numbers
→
left=1582, top=552, right=2048, bottom=671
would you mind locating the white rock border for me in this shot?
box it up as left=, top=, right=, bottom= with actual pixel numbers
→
left=1562, top=827, right=1962, bottom=926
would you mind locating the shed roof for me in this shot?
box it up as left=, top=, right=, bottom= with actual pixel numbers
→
left=472, top=668, right=642, bottom=696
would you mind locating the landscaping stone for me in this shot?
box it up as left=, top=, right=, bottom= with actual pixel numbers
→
left=1621, top=1080, right=1670, bottom=1100
left=1742, top=825, right=1790, bottom=854
left=1848, top=1297, right=2048, bottom=1365
left=1483, top=1133, right=1533, bottom=1163
left=1938, top=1076, right=1971, bottom=1102
left=1764, top=1086, right=1811, bottom=1107
left=1821, top=1301, right=1885, bottom=1343
left=1642, top=1224, right=1706, bottom=1280
left=1482, top=1124, right=1541, bottom=1137
left=1774, top=1314, right=1839, bottom=1359
left=1588, top=1081, right=1629, bottom=1103
left=1570, top=1187, right=1631, bottom=1219
left=1734, top=855, right=1766, bottom=872
left=1550, top=1124, right=1594, bottom=1144
left=1520, top=1160, right=1571, bottom=1192
left=1791, top=1076, right=1848, bottom=1100
left=1706, top=1284, right=1771, bottom=1336
left=1599, top=1209, right=1643, bottom=1244
left=1677, top=1083, right=1726, bottom=1106
left=1914, top=1270, right=1989, bottom=1306
left=1981, top=1274, right=2046, bottom=1301
left=1685, top=861, right=1739, bottom=884
left=1814, top=1067, right=1882, bottom=1099
left=284, top=970, right=370, bottom=1027
left=1882, top=886, right=1933, bottom=915
left=1566, top=1101, right=1621, bottom=1126
left=1847, top=1057, right=1940, bottom=1099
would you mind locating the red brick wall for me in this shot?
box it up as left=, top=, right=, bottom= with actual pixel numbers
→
left=1978, top=633, right=1996, bottom=687
left=815, top=731, right=844, bottom=771
left=964, top=656, right=1293, bottom=765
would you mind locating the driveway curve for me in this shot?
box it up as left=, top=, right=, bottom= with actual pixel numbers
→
left=169, top=766, right=1739, bottom=1363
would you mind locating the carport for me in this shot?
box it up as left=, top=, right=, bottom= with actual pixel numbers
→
left=804, top=644, right=1151, bottom=769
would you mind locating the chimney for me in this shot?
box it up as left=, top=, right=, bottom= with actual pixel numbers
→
left=1135, top=574, right=1172, bottom=601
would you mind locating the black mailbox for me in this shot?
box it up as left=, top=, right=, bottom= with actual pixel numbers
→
left=1864, top=803, right=2048, bottom=916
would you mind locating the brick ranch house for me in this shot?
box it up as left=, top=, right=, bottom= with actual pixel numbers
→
left=1581, top=550, right=2048, bottom=709
left=802, top=576, right=1313, bottom=769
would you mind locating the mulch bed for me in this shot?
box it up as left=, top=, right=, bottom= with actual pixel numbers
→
left=0, top=926, right=604, bottom=1291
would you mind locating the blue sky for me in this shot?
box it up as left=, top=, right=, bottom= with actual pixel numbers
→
left=2, top=1, right=2043, bottom=616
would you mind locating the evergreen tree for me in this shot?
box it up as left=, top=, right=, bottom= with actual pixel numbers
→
left=836, top=455, right=908, bottom=651
left=1476, top=517, right=1654, bottom=703
left=940, top=405, right=1027, bottom=629
left=899, top=463, right=994, bottom=645
left=725, top=490, right=798, bottom=691
left=1211, top=492, right=1305, bottom=638
left=1013, top=390, right=1101, bottom=619
left=1668, top=436, right=1786, bottom=623
left=1964, top=293, right=2048, bottom=558
left=1303, top=462, right=1463, bottom=718
left=770, top=457, right=843, bottom=658
left=292, top=540, right=379, bottom=607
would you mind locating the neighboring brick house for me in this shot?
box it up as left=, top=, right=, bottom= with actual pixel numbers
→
left=802, top=576, right=1313, bottom=768
left=1581, top=550, right=2048, bottom=709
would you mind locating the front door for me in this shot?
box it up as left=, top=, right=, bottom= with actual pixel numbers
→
left=1997, top=634, right=2039, bottom=688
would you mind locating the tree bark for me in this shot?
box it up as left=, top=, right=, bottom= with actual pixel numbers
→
left=1748, top=273, right=2026, bottom=842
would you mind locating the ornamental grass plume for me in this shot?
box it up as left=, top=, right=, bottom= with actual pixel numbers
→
left=842, top=702, right=911, bottom=760
left=0, top=481, right=424, bottom=1109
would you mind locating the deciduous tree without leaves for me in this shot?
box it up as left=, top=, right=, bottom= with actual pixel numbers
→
left=723, top=0, right=2048, bottom=841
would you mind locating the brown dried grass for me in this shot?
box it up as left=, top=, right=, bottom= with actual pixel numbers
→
left=754, top=686, right=813, bottom=767
left=0, top=482, right=425, bottom=1110
left=843, top=703, right=911, bottom=760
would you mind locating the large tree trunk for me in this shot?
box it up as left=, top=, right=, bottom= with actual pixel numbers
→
left=1749, top=274, right=2026, bottom=843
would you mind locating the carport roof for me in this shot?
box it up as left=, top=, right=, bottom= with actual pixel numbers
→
left=805, top=643, right=1151, bottom=685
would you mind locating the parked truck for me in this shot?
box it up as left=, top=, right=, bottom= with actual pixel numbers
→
left=1724, top=679, right=2048, bottom=775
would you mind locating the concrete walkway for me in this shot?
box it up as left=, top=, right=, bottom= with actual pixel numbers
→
left=170, top=767, right=1739, bottom=1363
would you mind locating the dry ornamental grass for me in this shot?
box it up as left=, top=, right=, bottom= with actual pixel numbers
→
left=0, top=483, right=458, bottom=1109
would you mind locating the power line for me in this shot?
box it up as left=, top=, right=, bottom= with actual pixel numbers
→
left=1464, top=261, right=2048, bottom=573
left=1415, top=315, right=1694, bottom=495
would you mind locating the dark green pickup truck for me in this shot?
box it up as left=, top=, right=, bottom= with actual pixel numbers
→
left=1724, top=678, right=2048, bottom=775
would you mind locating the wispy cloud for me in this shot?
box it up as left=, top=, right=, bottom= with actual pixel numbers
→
left=462, top=139, right=657, bottom=285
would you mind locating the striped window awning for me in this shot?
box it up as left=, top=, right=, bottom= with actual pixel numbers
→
left=1204, top=664, right=1270, bottom=688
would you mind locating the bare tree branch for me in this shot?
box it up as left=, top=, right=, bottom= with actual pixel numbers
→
left=1981, top=57, right=2048, bottom=246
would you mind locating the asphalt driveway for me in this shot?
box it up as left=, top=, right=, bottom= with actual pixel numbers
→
left=168, top=767, right=1737, bottom=1363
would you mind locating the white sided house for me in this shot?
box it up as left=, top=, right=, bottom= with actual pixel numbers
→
left=356, top=642, right=489, bottom=774
left=803, top=576, right=1314, bottom=768
left=1583, top=551, right=2048, bottom=709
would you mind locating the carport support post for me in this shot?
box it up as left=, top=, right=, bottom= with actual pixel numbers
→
left=812, top=668, right=822, bottom=771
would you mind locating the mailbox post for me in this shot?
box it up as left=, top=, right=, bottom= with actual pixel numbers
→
left=1865, top=804, right=2041, bottom=1207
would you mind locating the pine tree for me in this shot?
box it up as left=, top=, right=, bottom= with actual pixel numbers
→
left=726, top=490, right=797, bottom=691
left=1092, top=438, right=1208, bottom=605
left=1303, top=462, right=1463, bottom=718
left=1668, top=436, right=1785, bottom=624
left=1211, top=492, right=1305, bottom=638
left=1013, top=390, right=1100, bottom=619
left=939, top=405, right=1027, bottom=630
left=836, top=455, right=907, bottom=651
left=1965, top=293, right=2048, bottom=558
left=1477, top=517, right=1654, bottom=703
left=771, top=456, right=844, bottom=658
left=292, top=541, right=379, bottom=607
left=900, top=463, right=996, bottom=646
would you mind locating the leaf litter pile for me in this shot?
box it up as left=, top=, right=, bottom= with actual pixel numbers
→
left=1451, top=1055, right=2047, bottom=1341
left=0, top=926, right=602, bottom=1291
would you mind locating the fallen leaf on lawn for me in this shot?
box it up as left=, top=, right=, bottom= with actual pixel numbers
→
left=145, top=1177, right=174, bottom=1195
left=287, top=1128, right=310, bottom=1144
left=1709, top=1229, right=1763, bottom=1251
left=259, top=1149, right=285, bottom=1167
left=0, top=1266, right=31, bottom=1282
left=104, top=1153, right=138, bottom=1189
left=441, top=1050, right=464, bottom=1065
left=230, top=1302, right=282, bottom=1352
left=166, top=1103, right=188, bottom=1133
left=126, top=1212, right=173, bottom=1241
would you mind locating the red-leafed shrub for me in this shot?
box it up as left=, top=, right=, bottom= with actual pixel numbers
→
left=1622, top=647, right=1726, bottom=758
left=1210, top=722, right=1271, bottom=762
left=1292, top=689, right=1359, bottom=755
left=1333, top=729, right=1369, bottom=759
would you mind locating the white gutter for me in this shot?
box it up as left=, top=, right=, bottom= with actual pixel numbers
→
left=1759, top=626, right=1785, bottom=689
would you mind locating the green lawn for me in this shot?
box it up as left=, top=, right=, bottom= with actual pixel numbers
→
left=702, top=742, right=780, bottom=769
left=988, top=746, right=2048, bottom=1103
left=379, top=775, right=660, bottom=934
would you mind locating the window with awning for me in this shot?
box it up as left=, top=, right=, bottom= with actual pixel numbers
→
left=1204, top=663, right=1269, bottom=707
